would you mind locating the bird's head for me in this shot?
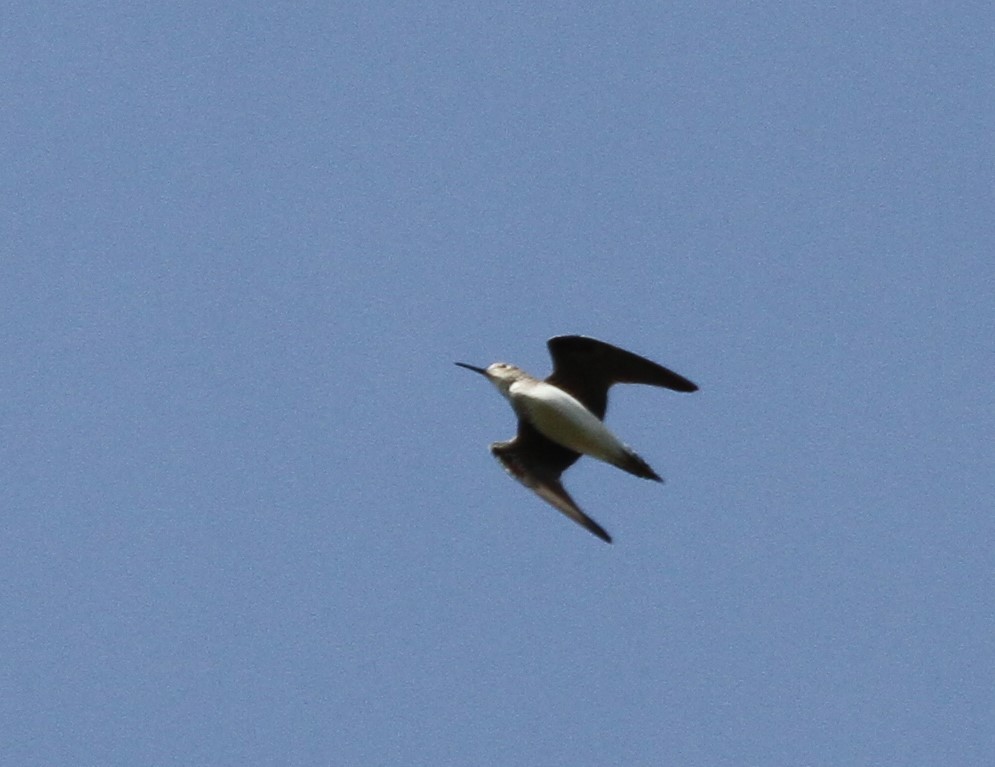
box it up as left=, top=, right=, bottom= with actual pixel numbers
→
left=454, top=361, right=526, bottom=396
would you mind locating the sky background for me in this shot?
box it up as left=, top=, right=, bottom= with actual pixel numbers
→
left=2, top=2, right=993, bottom=765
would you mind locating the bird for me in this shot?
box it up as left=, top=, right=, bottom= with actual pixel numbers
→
left=455, top=335, right=697, bottom=543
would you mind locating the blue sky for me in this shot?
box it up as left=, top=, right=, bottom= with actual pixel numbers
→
left=2, top=3, right=993, bottom=764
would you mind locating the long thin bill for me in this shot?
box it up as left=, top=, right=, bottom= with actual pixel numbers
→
left=454, top=362, right=488, bottom=375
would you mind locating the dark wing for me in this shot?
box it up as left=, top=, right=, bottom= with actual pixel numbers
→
left=491, top=421, right=611, bottom=543
left=545, top=335, right=698, bottom=419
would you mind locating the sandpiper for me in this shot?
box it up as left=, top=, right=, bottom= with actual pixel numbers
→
left=456, top=335, right=697, bottom=543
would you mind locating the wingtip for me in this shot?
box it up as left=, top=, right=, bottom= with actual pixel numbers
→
left=590, top=524, right=613, bottom=544
left=666, top=375, right=699, bottom=393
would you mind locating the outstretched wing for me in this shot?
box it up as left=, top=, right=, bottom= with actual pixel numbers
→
left=491, top=421, right=611, bottom=543
left=545, top=335, right=698, bottom=419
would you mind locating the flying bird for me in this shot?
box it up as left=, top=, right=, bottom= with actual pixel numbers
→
left=456, top=335, right=697, bottom=543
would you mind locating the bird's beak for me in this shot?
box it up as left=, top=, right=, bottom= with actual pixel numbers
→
left=454, top=362, right=488, bottom=376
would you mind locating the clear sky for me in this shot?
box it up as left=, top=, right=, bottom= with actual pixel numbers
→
left=3, top=3, right=992, bottom=765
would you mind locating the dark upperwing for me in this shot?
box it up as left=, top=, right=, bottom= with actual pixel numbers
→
left=545, top=335, right=698, bottom=419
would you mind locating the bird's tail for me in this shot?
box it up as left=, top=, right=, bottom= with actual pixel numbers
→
left=615, top=448, right=664, bottom=482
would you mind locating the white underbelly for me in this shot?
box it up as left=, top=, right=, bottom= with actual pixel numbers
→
left=512, top=381, right=626, bottom=463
